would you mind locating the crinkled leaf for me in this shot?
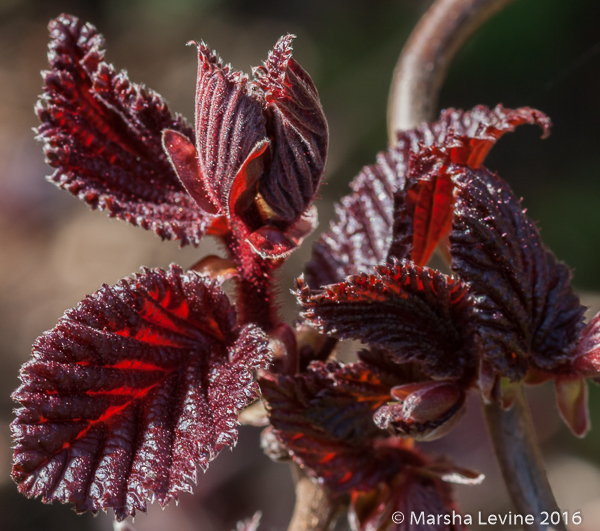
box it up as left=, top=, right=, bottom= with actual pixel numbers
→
left=254, top=35, right=328, bottom=224
left=388, top=143, right=458, bottom=267
left=191, top=42, right=268, bottom=218
left=306, top=149, right=404, bottom=287
left=260, top=362, right=422, bottom=492
left=306, top=105, right=549, bottom=287
left=391, top=106, right=551, bottom=266
left=450, top=167, right=585, bottom=380
left=349, top=471, right=465, bottom=531
left=12, top=265, right=270, bottom=519
left=38, top=15, right=213, bottom=245
left=298, top=260, right=474, bottom=379
left=404, top=104, right=551, bottom=169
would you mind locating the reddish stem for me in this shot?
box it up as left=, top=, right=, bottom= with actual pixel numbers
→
left=223, top=225, right=279, bottom=332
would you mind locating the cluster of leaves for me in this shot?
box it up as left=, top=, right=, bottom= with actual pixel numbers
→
left=11, top=13, right=600, bottom=531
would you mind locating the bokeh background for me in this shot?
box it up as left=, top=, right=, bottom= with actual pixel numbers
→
left=1, top=0, right=600, bottom=530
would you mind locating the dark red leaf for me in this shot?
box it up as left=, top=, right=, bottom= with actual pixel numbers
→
left=253, top=35, right=328, bottom=224
left=162, top=129, right=218, bottom=214
left=388, top=143, right=459, bottom=267
left=191, top=42, right=269, bottom=219
left=350, top=471, right=465, bottom=531
left=406, top=104, right=551, bottom=169
left=305, top=149, right=404, bottom=287
left=260, top=362, right=422, bottom=492
left=12, top=265, right=270, bottom=519
left=245, top=204, right=318, bottom=259
left=297, top=260, right=474, bottom=379
left=246, top=226, right=299, bottom=259
left=571, top=312, right=600, bottom=377
left=38, top=15, right=214, bottom=245
left=306, top=105, right=548, bottom=287
left=450, top=167, right=585, bottom=381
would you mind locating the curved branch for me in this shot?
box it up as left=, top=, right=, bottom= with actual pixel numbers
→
left=483, top=388, right=567, bottom=531
left=387, top=0, right=514, bottom=139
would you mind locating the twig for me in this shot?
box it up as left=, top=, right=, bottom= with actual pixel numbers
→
left=387, top=0, right=514, bottom=138
left=287, top=464, right=346, bottom=531
left=387, top=1, right=566, bottom=529
left=483, top=388, right=566, bottom=531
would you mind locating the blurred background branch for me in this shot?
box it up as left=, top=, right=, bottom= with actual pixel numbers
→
left=387, top=0, right=514, bottom=136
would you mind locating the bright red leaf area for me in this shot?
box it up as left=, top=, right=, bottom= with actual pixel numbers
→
left=400, top=153, right=456, bottom=267
left=306, top=105, right=550, bottom=287
left=11, top=265, right=270, bottom=519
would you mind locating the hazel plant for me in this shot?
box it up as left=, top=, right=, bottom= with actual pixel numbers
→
left=10, top=8, right=600, bottom=531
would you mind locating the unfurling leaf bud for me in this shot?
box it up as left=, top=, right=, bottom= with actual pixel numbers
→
left=162, top=35, right=327, bottom=258
left=375, top=380, right=466, bottom=441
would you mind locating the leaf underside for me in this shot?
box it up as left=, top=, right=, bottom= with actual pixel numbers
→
left=305, top=105, right=550, bottom=288
left=12, top=265, right=270, bottom=519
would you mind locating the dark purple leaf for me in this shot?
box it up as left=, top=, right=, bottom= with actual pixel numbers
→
left=260, top=362, right=423, bottom=492
left=306, top=149, right=403, bottom=287
left=38, top=15, right=216, bottom=245
left=306, top=105, right=549, bottom=287
left=389, top=107, right=551, bottom=267
left=12, top=265, right=270, bottom=519
left=190, top=42, right=269, bottom=219
left=297, top=260, right=474, bottom=379
left=261, top=362, right=472, bottom=526
left=349, top=470, right=465, bottom=531
left=450, top=167, right=585, bottom=380
left=254, top=35, right=328, bottom=224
